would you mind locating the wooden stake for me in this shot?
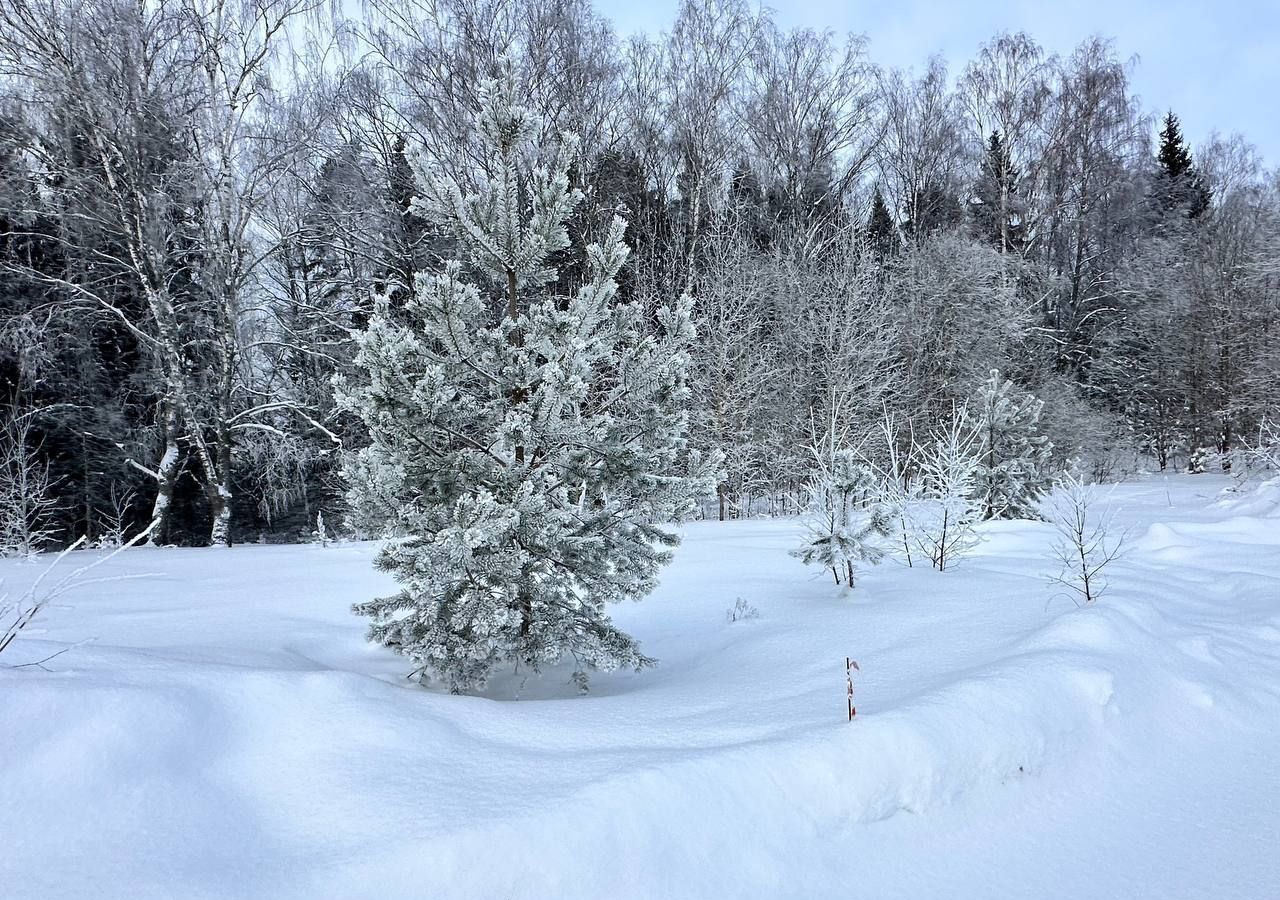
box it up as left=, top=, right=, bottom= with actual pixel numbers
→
left=846, top=657, right=860, bottom=720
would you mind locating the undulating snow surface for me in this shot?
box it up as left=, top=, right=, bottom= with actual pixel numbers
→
left=3, top=475, right=1279, bottom=899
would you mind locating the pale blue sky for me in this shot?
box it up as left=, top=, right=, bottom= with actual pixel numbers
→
left=597, top=0, right=1279, bottom=166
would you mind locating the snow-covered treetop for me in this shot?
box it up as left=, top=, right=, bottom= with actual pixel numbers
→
left=414, top=63, right=582, bottom=292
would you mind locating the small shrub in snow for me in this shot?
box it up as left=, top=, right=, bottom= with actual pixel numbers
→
left=1189, top=445, right=1232, bottom=475
left=312, top=511, right=329, bottom=548
left=852, top=408, right=983, bottom=573
left=909, top=408, right=984, bottom=572
left=0, top=411, right=60, bottom=559
left=2, top=538, right=85, bottom=664
left=1044, top=472, right=1126, bottom=606
left=1257, top=420, right=1280, bottom=467
left=794, top=449, right=895, bottom=587
left=1083, top=444, right=1142, bottom=485
left=89, top=485, right=134, bottom=550
left=971, top=369, right=1053, bottom=520
left=1229, top=421, right=1280, bottom=487
left=725, top=597, right=759, bottom=623
left=1034, top=373, right=1138, bottom=481
left=858, top=413, right=923, bottom=567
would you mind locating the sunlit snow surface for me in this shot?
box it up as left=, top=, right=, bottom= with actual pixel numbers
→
left=3, top=475, right=1279, bottom=899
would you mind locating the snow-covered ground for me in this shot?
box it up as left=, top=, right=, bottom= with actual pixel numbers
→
left=3, top=474, right=1280, bottom=899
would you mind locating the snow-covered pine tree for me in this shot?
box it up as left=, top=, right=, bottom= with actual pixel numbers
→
left=972, top=369, right=1053, bottom=520
left=337, top=69, right=709, bottom=693
left=794, top=449, right=894, bottom=587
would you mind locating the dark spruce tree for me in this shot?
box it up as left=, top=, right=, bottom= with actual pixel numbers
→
left=1152, top=112, right=1211, bottom=220
left=385, top=134, right=437, bottom=307
left=866, top=185, right=897, bottom=260
left=970, top=131, right=1025, bottom=254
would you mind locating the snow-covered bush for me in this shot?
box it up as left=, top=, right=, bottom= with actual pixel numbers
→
left=0, top=411, right=59, bottom=559
left=89, top=485, right=134, bottom=550
left=1227, top=420, right=1280, bottom=489
left=1044, top=472, right=1126, bottom=606
left=794, top=449, right=895, bottom=587
left=971, top=369, right=1053, bottom=520
left=908, top=408, right=984, bottom=571
left=849, top=409, right=984, bottom=573
left=725, top=598, right=759, bottom=623
left=1241, top=420, right=1280, bottom=472
left=1034, top=374, right=1139, bottom=482
left=311, top=511, right=329, bottom=548
left=337, top=69, right=711, bottom=693
left=1189, top=444, right=1232, bottom=475
left=861, top=414, right=923, bottom=567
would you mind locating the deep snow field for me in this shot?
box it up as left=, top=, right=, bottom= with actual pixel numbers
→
left=3, top=474, right=1280, bottom=899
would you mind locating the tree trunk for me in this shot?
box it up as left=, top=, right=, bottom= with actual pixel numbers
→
left=207, top=341, right=236, bottom=548
left=507, top=267, right=527, bottom=467
left=80, top=430, right=93, bottom=544
left=149, top=406, right=182, bottom=545
left=207, top=417, right=233, bottom=548
left=207, top=482, right=231, bottom=547
left=506, top=266, right=532, bottom=635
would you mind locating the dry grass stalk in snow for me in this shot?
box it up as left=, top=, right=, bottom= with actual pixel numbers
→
left=1, top=522, right=154, bottom=668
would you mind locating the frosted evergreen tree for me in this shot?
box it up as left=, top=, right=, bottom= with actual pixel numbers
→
left=336, top=69, right=710, bottom=693
left=794, top=450, right=895, bottom=587
left=972, top=369, right=1053, bottom=520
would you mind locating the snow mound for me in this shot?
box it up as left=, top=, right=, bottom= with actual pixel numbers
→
left=1215, top=474, right=1280, bottom=518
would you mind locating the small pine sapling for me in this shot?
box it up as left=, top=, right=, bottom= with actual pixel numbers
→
left=1045, top=472, right=1126, bottom=606
left=972, top=369, right=1053, bottom=520
left=794, top=449, right=895, bottom=587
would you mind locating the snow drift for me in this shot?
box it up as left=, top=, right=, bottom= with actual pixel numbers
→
left=2, top=474, right=1279, bottom=899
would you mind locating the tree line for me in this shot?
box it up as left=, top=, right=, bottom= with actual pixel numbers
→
left=0, top=0, right=1276, bottom=550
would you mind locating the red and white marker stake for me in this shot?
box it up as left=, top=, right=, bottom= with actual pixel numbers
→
left=847, top=657, right=860, bottom=720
